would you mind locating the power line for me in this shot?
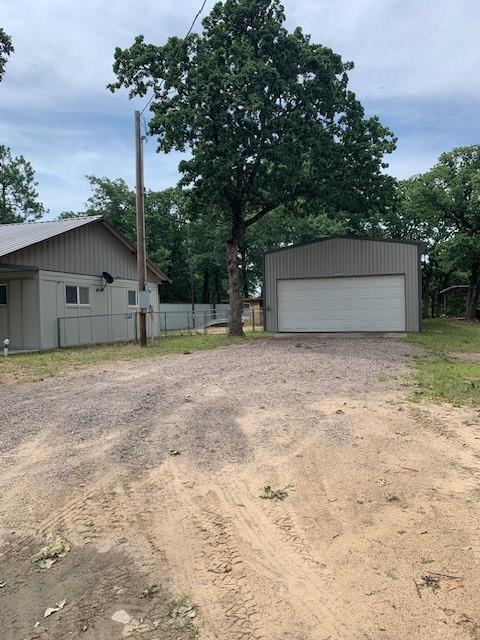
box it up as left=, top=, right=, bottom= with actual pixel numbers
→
left=133, top=1, right=208, bottom=344
left=140, top=0, right=208, bottom=117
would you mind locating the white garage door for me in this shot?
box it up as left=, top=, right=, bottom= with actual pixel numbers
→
left=277, top=275, right=406, bottom=332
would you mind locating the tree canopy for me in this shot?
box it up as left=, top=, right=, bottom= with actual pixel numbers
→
left=0, top=145, right=45, bottom=223
left=61, top=176, right=228, bottom=303
left=109, top=0, right=396, bottom=334
left=0, top=34, right=46, bottom=225
left=0, top=27, right=13, bottom=81
left=383, top=146, right=480, bottom=319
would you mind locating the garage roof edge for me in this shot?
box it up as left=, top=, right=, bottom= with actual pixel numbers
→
left=263, top=235, right=426, bottom=256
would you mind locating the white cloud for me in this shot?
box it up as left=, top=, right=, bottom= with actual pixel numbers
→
left=285, top=0, right=480, bottom=101
left=1, top=0, right=214, bottom=110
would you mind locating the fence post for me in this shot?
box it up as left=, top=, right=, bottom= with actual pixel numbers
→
left=57, top=318, right=61, bottom=348
left=252, top=308, right=255, bottom=332
left=135, top=312, right=138, bottom=343
left=164, top=311, right=167, bottom=338
left=187, top=311, right=190, bottom=334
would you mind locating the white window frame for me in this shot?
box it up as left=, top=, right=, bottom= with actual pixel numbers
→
left=65, top=285, right=90, bottom=307
left=127, top=289, right=138, bottom=307
left=0, top=283, right=7, bottom=306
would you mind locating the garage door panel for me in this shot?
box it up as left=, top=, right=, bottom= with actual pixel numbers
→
left=277, top=275, right=405, bottom=332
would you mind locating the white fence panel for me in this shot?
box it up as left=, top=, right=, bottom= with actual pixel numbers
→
left=159, top=304, right=229, bottom=330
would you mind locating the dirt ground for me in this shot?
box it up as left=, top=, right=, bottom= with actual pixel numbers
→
left=1, top=336, right=480, bottom=640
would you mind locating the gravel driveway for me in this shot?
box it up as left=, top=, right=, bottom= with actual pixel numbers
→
left=1, top=336, right=479, bottom=640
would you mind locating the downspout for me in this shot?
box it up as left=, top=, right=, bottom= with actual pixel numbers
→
left=262, top=251, right=267, bottom=332
left=418, top=244, right=425, bottom=332
left=36, top=271, right=43, bottom=350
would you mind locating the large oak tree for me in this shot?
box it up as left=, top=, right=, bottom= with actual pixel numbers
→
left=109, top=0, right=395, bottom=335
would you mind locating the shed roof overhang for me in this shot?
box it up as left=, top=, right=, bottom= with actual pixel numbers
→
left=0, top=263, right=38, bottom=272
left=439, top=285, right=469, bottom=295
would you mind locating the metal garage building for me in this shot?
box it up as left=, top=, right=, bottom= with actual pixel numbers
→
left=263, top=236, right=424, bottom=333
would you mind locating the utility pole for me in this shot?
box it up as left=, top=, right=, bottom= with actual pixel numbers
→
left=135, top=110, right=147, bottom=346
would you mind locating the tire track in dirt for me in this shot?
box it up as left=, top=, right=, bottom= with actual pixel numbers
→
left=149, top=463, right=264, bottom=640
left=158, top=459, right=365, bottom=639
left=195, top=507, right=264, bottom=640
left=58, top=477, right=171, bottom=581
left=5, top=491, right=96, bottom=557
left=268, top=509, right=326, bottom=570
left=409, top=405, right=480, bottom=569
left=219, top=479, right=366, bottom=640
left=14, top=471, right=168, bottom=585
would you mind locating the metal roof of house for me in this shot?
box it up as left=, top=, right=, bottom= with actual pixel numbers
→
left=0, top=217, right=102, bottom=257
left=0, top=216, right=170, bottom=283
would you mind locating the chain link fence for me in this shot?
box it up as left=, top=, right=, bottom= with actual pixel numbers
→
left=157, top=307, right=264, bottom=336
left=57, top=307, right=264, bottom=347
left=57, top=313, right=139, bottom=348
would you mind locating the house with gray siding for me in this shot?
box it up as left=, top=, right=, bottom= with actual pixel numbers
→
left=264, top=236, right=424, bottom=333
left=0, top=217, right=169, bottom=351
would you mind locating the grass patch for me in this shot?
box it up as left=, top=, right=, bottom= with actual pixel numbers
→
left=260, top=484, right=295, bottom=501
left=407, top=319, right=480, bottom=406
left=0, top=332, right=270, bottom=385
left=408, top=318, right=480, bottom=353
left=169, top=595, right=198, bottom=638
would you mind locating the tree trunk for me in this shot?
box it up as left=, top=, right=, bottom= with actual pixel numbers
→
left=213, top=269, right=221, bottom=304
left=465, top=265, right=480, bottom=321
left=226, top=236, right=245, bottom=337
left=239, top=242, right=249, bottom=298
left=202, top=267, right=210, bottom=303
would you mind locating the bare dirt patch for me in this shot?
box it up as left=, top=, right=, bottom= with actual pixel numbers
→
left=1, top=337, right=479, bottom=639
left=451, top=352, right=480, bottom=363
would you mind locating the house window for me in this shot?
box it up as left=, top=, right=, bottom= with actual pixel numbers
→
left=66, top=285, right=90, bottom=306
left=79, top=286, right=90, bottom=305
left=128, top=290, right=138, bottom=307
left=0, top=284, right=6, bottom=305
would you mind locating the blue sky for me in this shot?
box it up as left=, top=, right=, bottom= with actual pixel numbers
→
left=2, top=0, right=480, bottom=219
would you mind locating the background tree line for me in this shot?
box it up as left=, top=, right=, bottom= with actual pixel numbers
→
left=60, top=177, right=228, bottom=304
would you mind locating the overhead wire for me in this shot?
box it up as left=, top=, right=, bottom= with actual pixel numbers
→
left=139, top=0, right=208, bottom=118
left=140, top=114, right=149, bottom=139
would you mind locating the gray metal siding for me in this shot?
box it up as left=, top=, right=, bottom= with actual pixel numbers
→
left=1, top=222, right=153, bottom=281
left=39, top=270, right=160, bottom=350
left=0, top=272, right=41, bottom=350
left=264, top=238, right=420, bottom=332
